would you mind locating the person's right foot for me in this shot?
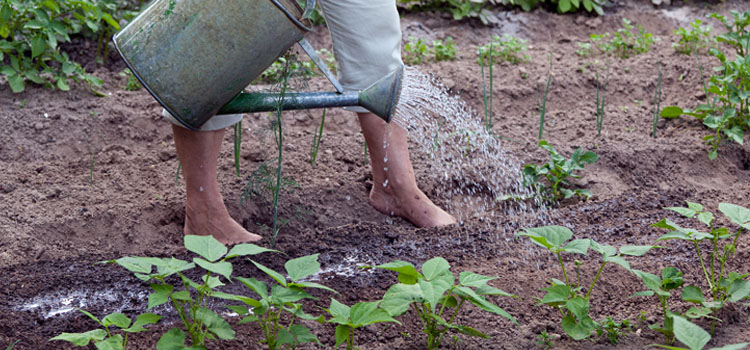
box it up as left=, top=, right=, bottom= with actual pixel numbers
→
left=369, top=185, right=456, bottom=228
left=184, top=202, right=261, bottom=245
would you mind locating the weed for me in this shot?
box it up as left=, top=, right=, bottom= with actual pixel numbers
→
left=404, top=36, right=432, bottom=65
left=576, top=42, right=593, bottom=58
left=595, top=316, right=631, bottom=344
left=309, top=109, right=326, bottom=165
left=119, top=69, right=142, bottom=91
left=324, top=299, right=401, bottom=350
left=366, top=257, right=517, bottom=349
left=536, top=330, right=554, bottom=349
left=517, top=225, right=656, bottom=340
left=522, top=140, right=599, bottom=202
left=51, top=310, right=161, bottom=349
left=673, top=19, right=715, bottom=55
left=4, top=340, right=19, bottom=350
left=433, top=37, right=457, bottom=61
left=477, top=34, right=529, bottom=66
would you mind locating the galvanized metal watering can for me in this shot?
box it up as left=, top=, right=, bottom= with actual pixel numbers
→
left=113, top=0, right=403, bottom=130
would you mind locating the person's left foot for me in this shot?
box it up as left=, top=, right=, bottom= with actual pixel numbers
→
left=184, top=201, right=262, bottom=245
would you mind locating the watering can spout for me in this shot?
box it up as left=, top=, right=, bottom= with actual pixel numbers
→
left=217, top=64, right=405, bottom=123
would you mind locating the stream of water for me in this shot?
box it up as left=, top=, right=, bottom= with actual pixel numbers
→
left=391, top=67, right=553, bottom=240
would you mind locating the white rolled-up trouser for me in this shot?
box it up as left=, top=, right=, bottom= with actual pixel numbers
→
left=163, top=0, right=404, bottom=131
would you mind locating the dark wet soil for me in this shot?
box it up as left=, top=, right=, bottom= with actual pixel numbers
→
left=1, top=1, right=749, bottom=349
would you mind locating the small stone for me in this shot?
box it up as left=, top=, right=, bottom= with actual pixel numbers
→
left=34, top=122, right=45, bottom=131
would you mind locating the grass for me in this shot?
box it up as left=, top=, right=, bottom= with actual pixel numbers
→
left=481, top=41, right=495, bottom=132
left=595, top=63, right=610, bottom=137
left=309, top=109, right=326, bottom=165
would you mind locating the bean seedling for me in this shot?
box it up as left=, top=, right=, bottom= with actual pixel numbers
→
left=404, top=36, right=432, bottom=65
left=219, top=254, right=335, bottom=350
left=516, top=225, right=656, bottom=340
left=673, top=19, right=715, bottom=55
left=433, top=37, right=457, bottom=62
left=323, top=299, right=401, bottom=350
left=587, top=18, right=655, bottom=59
left=110, top=235, right=277, bottom=349
left=477, top=34, right=529, bottom=66
left=51, top=310, right=161, bottom=349
left=366, top=257, right=518, bottom=349
left=522, top=140, right=599, bottom=202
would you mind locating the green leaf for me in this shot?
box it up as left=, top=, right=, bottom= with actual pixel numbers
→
left=672, top=316, right=710, bottom=350
left=561, top=314, right=593, bottom=340
left=289, top=281, right=337, bottom=293
left=193, top=258, right=232, bottom=281
left=156, top=328, right=186, bottom=350
left=619, top=245, right=656, bottom=256
left=78, top=309, right=102, bottom=324
left=196, top=308, right=235, bottom=340
left=719, top=203, right=750, bottom=228
left=184, top=235, right=227, bottom=262
left=334, top=325, right=350, bottom=348
left=236, top=277, right=268, bottom=299
left=667, top=207, right=697, bottom=218
left=455, top=286, right=517, bottom=324
left=8, top=74, right=24, bottom=93
left=56, top=77, right=70, bottom=91
left=728, top=279, right=750, bottom=302
left=710, top=343, right=750, bottom=350
left=271, top=284, right=312, bottom=303
left=102, top=313, right=131, bottom=329
left=225, top=244, right=278, bottom=258
left=421, top=257, right=451, bottom=280
left=697, top=212, right=714, bottom=227
left=565, top=297, right=590, bottom=323
left=516, top=225, right=573, bottom=251
left=350, top=302, right=400, bottom=327
left=563, top=239, right=591, bottom=254
left=476, top=284, right=516, bottom=298
left=558, top=0, right=572, bottom=13
left=418, top=278, right=450, bottom=313
left=682, top=286, right=705, bottom=304
left=631, top=290, right=654, bottom=298
left=459, top=271, right=495, bottom=287
left=381, top=283, right=423, bottom=317
left=285, top=254, right=320, bottom=282
left=590, top=240, right=617, bottom=257
left=327, top=298, right=351, bottom=324
left=30, top=35, right=46, bottom=59
left=370, top=260, right=420, bottom=284
left=603, top=255, right=631, bottom=271
left=661, top=106, right=685, bottom=119
left=148, top=284, right=173, bottom=310
left=541, top=284, right=571, bottom=305
left=94, top=336, right=124, bottom=350
left=250, top=260, right=287, bottom=287
left=632, top=270, right=669, bottom=296
left=123, top=313, right=161, bottom=332
left=50, top=330, right=107, bottom=346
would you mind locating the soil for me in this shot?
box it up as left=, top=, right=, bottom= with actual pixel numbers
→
left=1, top=1, right=749, bottom=349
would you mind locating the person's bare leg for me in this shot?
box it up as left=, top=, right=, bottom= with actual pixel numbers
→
left=172, top=125, right=262, bottom=244
left=359, top=112, right=456, bottom=227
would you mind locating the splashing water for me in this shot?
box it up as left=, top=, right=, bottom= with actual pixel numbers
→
left=391, top=67, right=553, bottom=235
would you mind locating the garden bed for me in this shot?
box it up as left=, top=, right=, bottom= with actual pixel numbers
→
left=1, top=1, right=748, bottom=349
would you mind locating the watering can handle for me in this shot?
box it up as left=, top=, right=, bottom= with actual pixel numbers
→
left=302, top=0, right=316, bottom=20
left=299, top=38, right=344, bottom=93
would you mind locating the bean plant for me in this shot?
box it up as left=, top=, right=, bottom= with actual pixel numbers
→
left=673, top=19, right=715, bottom=55
left=521, top=140, right=599, bottom=202
left=404, top=36, right=432, bottom=65
left=51, top=310, right=161, bottom=349
left=397, top=0, right=604, bottom=19
left=433, top=37, right=457, bottom=62
left=218, top=254, right=334, bottom=350
left=516, top=225, right=656, bottom=340
left=587, top=18, right=655, bottom=59
left=652, top=316, right=749, bottom=350
left=110, top=235, right=277, bottom=349
left=323, top=299, right=401, bottom=350
left=477, top=34, right=529, bottom=66
left=650, top=202, right=750, bottom=322
left=366, top=257, right=517, bottom=349
left=661, top=11, right=749, bottom=159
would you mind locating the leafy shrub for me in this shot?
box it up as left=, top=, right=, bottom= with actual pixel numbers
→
left=477, top=34, right=529, bottom=66
left=0, top=0, right=138, bottom=93
left=404, top=36, right=432, bottom=65
left=396, top=0, right=604, bottom=21
left=433, top=36, right=457, bottom=61
left=673, top=19, right=715, bottom=55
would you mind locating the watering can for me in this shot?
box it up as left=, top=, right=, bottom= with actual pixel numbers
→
left=113, top=0, right=403, bottom=130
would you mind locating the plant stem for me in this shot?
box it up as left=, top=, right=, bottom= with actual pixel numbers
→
left=694, top=241, right=714, bottom=291
left=539, top=54, right=552, bottom=140
left=556, top=252, right=570, bottom=287
left=652, top=62, right=662, bottom=138
left=310, top=109, right=325, bottom=165
left=347, top=326, right=353, bottom=350
left=585, top=261, right=607, bottom=299
left=270, top=64, right=291, bottom=248
left=233, top=121, right=242, bottom=176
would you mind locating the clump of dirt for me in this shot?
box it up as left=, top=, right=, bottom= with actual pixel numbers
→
left=1, top=1, right=748, bottom=349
